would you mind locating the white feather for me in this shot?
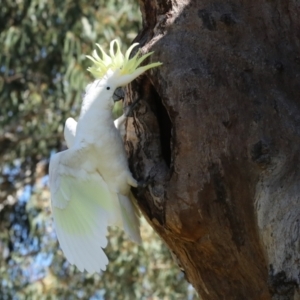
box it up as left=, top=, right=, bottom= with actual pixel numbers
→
left=118, top=193, right=141, bottom=244
left=63, top=112, right=141, bottom=241
left=49, top=72, right=142, bottom=273
left=64, top=118, right=77, bottom=148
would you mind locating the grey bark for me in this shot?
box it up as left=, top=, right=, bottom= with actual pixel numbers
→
left=126, top=0, right=300, bottom=299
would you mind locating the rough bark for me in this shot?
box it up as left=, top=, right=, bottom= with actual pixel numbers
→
left=125, top=0, right=300, bottom=299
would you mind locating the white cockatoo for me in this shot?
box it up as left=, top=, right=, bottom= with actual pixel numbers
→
left=49, top=40, right=162, bottom=273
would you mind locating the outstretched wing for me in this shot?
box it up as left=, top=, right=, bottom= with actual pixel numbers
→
left=49, top=147, right=116, bottom=273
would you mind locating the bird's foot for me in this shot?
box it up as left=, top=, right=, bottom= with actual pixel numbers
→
left=124, top=97, right=141, bottom=118
left=135, top=178, right=153, bottom=197
left=137, top=179, right=148, bottom=189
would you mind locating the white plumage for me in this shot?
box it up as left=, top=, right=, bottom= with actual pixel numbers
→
left=49, top=40, right=162, bottom=273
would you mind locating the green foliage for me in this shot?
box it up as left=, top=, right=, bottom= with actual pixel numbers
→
left=0, top=0, right=197, bottom=299
left=0, top=0, right=140, bottom=171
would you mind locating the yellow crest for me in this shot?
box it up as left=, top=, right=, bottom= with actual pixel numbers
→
left=86, top=39, right=162, bottom=79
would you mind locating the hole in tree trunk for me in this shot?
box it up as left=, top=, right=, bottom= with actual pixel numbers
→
left=148, top=85, right=172, bottom=168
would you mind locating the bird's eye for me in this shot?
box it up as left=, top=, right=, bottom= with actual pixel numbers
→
left=106, top=87, right=110, bottom=90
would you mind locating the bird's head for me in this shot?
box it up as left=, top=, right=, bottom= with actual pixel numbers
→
left=86, top=40, right=162, bottom=91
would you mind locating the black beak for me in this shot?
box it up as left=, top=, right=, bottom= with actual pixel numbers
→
left=113, top=87, right=125, bottom=102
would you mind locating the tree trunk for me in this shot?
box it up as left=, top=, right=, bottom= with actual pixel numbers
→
left=126, top=0, right=300, bottom=299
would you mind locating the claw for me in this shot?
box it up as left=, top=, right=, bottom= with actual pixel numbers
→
left=124, top=97, right=141, bottom=117
left=137, top=179, right=148, bottom=189
left=114, top=97, right=142, bottom=132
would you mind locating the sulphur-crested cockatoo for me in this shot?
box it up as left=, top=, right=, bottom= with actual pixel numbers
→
left=49, top=39, right=162, bottom=273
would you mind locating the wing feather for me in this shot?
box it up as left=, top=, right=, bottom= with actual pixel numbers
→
left=52, top=183, right=110, bottom=272
left=50, top=113, right=142, bottom=272
left=49, top=147, right=115, bottom=273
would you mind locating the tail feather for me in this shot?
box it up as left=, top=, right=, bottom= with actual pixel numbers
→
left=118, top=193, right=141, bottom=244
